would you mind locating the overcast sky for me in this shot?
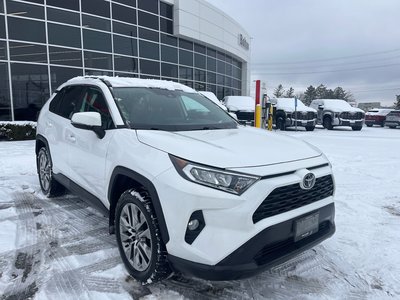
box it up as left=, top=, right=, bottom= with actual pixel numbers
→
left=207, top=0, right=400, bottom=106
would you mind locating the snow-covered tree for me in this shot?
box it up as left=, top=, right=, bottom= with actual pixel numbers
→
left=303, top=85, right=317, bottom=105
left=285, top=87, right=295, bottom=98
left=333, top=87, right=346, bottom=100
left=273, top=84, right=285, bottom=98
left=315, top=84, right=327, bottom=99
left=395, top=95, right=400, bottom=109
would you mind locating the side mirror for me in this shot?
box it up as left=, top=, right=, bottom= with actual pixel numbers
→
left=71, top=112, right=105, bottom=139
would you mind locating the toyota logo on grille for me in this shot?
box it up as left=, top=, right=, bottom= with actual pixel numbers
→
left=301, top=173, right=316, bottom=190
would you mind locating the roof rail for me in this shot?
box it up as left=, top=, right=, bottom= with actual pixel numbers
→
left=83, top=75, right=113, bottom=88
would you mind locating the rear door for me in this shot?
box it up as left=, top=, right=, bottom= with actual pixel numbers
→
left=45, top=85, right=85, bottom=177
left=67, top=85, right=116, bottom=200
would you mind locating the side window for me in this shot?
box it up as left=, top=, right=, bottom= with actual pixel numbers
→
left=49, top=89, right=65, bottom=115
left=58, top=85, right=85, bottom=119
left=80, top=87, right=114, bottom=130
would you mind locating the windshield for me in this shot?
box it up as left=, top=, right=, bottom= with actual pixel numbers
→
left=323, top=100, right=352, bottom=109
left=113, top=87, right=237, bottom=131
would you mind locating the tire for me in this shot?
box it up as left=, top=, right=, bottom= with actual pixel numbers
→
left=37, top=147, right=65, bottom=197
left=323, top=116, right=333, bottom=130
left=352, top=126, right=363, bottom=131
left=115, top=189, right=171, bottom=284
left=277, top=117, right=286, bottom=131
left=305, top=126, right=315, bottom=131
left=366, top=124, right=373, bottom=127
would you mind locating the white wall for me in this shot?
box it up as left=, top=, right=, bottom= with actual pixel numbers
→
left=172, top=0, right=251, bottom=95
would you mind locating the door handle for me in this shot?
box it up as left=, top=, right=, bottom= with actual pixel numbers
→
left=68, top=134, right=76, bottom=143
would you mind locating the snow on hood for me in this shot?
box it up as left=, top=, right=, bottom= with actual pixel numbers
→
left=274, top=98, right=317, bottom=113
left=137, top=127, right=321, bottom=169
left=224, top=96, right=254, bottom=112
left=322, top=100, right=364, bottom=113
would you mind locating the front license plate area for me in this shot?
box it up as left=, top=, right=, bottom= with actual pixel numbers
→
left=294, top=212, right=319, bottom=242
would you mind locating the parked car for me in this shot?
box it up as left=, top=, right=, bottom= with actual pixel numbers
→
left=365, top=109, right=393, bottom=127
left=36, top=76, right=335, bottom=283
left=199, top=91, right=238, bottom=120
left=270, top=98, right=317, bottom=131
left=310, top=99, right=365, bottom=131
left=384, top=110, right=400, bottom=128
left=222, top=96, right=255, bottom=125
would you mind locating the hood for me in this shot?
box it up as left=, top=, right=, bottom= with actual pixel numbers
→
left=137, top=127, right=321, bottom=169
left=327, top=106, right=364, bottom=113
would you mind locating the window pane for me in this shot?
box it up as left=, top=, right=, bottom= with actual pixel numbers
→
left=217, top=60, right=225, bottom=74
left=161, top=34, right=177, bottom=46
left=207, top=57, right=216, bottom=72
left=138, top=11, right=158, bottom=30
left=194, top=43, right=206, bottom=54
left=160, top=2, right=173, bottom=19
left=113, top=21, right=137, bottom=37
left=114, top=55, right=137, bottom=73
left=138, top=0, right=158, bottom=14
left=194, top=69, right=205, bottom=82
left=161, top=63, right=177, bottom=78
left=160, top=18, right=172, bottom=34
left=11, top=63, right=49, bottom=121
left=0, top=16, right=5, bottom=39
left=217, top=74, right=224, bottom=85
left=207, top=72, right=216, bottom=84
left=140, top=59, right=159, bottom=76
left=139, top=40, right=159, bottom=60
left=8, top=17, right=46, bottom=43
left=217, top=51, right=225, bottom=61
left=47, top=0, right=79, bottom=11
left=84, top=51, right=112, bottom=70
left=85, top=69, right=112, bottom=76
left=49, top=46, right=82, bottom=67
left=83, top=29, right=111, bottom=52
left=114, top=0, right=136, bottom=7
left=226, top=63, right=232, bottom=76
left=6, top=0, right=44, bottom=19
left=23, top=0, right=44, bottom=4
left=0, top=40, right=7, bottom=60
left=194, top=53, right=206, bottom=69
left=179, top=49, right=193, bottom=66
left=50, top=66, right=82, bottom=91
left=81, top=87, right=114, bottom=129
left=0, top=0, right=3, bottom=13
left=48, top=23, right=81, bottom=48
left=112, top=3, right=136, bottom=24
left=161, top=45, right=177, bottom=63
left=9, top=42, right=47, bottom=63
left=58, top=85, right=85, bottom=119
left=82, top=14, right=111, bottom=31
left=179, top=39, right=193, bottom=51
left=47, top=8, right=80, bottom=25
left=179, top=66, right=192, bottom=80
left=139, top=27, right=159, bottom=42
left=0, top=62, right=11, bottom=121
left=113, top=35, right=137, bottom=56
left=81, top=0, right=110, bottom=18
left=207, top=48, right=216, bottom=57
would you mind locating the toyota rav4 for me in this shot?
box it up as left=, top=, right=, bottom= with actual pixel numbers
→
left=36, top=76, right=335, bottom=283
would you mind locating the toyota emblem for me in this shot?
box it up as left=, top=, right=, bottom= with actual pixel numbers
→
left=301, top=173, right=316, bottom=190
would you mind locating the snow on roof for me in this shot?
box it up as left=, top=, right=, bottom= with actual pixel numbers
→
left=67, top=76, right=197, bottom=93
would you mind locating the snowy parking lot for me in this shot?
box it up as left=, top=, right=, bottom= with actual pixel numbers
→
left=0, top=126, right=399, bottom=300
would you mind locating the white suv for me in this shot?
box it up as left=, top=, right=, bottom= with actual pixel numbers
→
left=36, top=76, right=335, bottom=283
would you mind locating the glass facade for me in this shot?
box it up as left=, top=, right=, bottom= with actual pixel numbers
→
left=0, top=0, right=243, bottom=121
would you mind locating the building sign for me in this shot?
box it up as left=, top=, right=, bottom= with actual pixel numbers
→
left=239, top=34, right=249, bottom=50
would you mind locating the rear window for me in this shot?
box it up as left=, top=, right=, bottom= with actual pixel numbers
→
left=388, top=111, right=400, bottom=116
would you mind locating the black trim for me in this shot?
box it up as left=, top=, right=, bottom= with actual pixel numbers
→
left=53, top=173, right=109, bottom=217
left=168, top=203, right=335, bottom=281
left=35, top=135, right=51, bottom=173
left=260, top=171, right=295, bottom=180
left=184, top=210, right=205, bottom=244
left=108, top=166, right=170, bottom=244
left=71, top=122, right=106, bottom=139
left=308, top=163, right=329, bottom=170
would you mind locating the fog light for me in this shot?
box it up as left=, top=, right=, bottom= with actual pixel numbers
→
left=187, top=219, right=200, bottom=231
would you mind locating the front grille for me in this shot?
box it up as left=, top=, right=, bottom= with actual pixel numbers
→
left=294, top=111, right=316, bottom=120
left=340, top=112, right=364, bottom=120
left=253, top=175, right=334, bottom=223
left=235, top=111, right=254, bottom=122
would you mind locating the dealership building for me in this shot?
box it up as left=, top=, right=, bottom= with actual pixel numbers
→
left=0, top=0, right=251, bottom=121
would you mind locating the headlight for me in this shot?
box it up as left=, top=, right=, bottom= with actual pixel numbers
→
left=169, top=155, right=259, bottom=195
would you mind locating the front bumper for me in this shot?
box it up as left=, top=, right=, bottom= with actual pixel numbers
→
left=286, top=118, right=316, bottom=127
left=365, top=119, right=383, bottom=126
left=385, top=121, right=400, bottom=127
left=169, top=203, right=335, bottom=280
left=154, top=158, right=334, bottom=268
left=335, top=118, right=364, bottom=127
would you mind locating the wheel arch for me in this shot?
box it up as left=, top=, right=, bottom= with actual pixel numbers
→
left=35, top=134, right=51, bottom=173
left=108, top=166, right=170, bottom=245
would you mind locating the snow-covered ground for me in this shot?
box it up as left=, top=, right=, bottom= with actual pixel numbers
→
left=0, top=126, right=399, bottom=299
